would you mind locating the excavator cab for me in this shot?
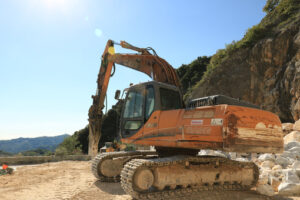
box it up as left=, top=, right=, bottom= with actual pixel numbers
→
left=120, top=81, right=183, bottom=138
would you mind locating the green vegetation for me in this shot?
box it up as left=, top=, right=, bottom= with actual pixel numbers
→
left=194, top=0, right=300, bottom=85
left=0, top=134, right=69, bottom=154
left=235, top=0, right=299, bottom=48
left=75, top=126, right=89, bottom=154
left=56, top=100, right=124, bottom=155
left=0, top=149, right=53, bottom=157
left=19, top=148, right=53, bottom=156
left=263, top=0, right=280, bottom=13
left=0, top=150, right=13, bottom=157
left=176, top=56, right=211, bottom=94
left=0, top=168, right=13, bottom=176
left=99, top=99, right=124, bottom=148
left=175, top=0, right=300, bottom=102
left=0, top=99, right=123, bottom=156
left=55, top=134, right=82, bottom=156
left=238, top=0, right=299, bottom=48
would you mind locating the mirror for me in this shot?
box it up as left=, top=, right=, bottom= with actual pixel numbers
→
left=114, top=90, right=121, bottom=100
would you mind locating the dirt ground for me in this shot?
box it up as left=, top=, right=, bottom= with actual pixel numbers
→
left=0, top=161, right=299, bottom=200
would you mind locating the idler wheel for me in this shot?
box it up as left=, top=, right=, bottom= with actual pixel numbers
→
left=133, top=168, right=154, bottom=191
left=100, top=159, right=122, bottom=177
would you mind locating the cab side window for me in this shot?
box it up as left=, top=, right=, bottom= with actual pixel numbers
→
left=160, top=88, right=181, bottom=110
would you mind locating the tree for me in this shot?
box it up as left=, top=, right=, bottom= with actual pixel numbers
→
left=63, top=100, right=124, bottom=155
left=88, top=102, right=102, bottom=156
left=56, top=100, right=123, bottom=156
left=75, top=126, right=89, bottom=154
left=55, top=135, right=82, bottom=156
left=176, top=56, right=211, bottom=94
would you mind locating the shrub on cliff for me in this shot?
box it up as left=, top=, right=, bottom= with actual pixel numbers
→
left=263, top=0, right=280, bottom=13
left=176, top=56, right=211, bottom=95
left=198, top=0, right=300, bottom=84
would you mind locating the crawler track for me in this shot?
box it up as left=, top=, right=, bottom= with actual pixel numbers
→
left=92, top=151, right=157, bottom=182
left=120, top=156, right=259, bottom=200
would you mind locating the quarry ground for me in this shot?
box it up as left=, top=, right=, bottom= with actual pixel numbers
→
left=0, top=161, right=299, bottom=200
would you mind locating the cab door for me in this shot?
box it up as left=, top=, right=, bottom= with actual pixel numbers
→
left=143, top=85, right=159, bottom=137
left=121, top=88, right=145, bottom=138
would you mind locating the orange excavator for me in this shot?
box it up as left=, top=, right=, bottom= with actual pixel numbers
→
left=89, top=40, right=283, bottom=199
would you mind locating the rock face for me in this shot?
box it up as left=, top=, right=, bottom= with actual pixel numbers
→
left=191, top=19, right=300, bottom=122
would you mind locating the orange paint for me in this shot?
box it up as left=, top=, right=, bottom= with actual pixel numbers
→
left=122, top=105, right=283, bottom=153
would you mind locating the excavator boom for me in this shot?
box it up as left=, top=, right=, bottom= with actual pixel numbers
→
left=88, top=40, right=181, bottom=156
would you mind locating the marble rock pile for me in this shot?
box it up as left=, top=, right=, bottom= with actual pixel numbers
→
left=197, top=119, right=300, bottom=196
left=255, top=119, right=300, bottom=196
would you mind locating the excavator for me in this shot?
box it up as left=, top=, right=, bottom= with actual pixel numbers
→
left=89, top=40, right=284, bottom=199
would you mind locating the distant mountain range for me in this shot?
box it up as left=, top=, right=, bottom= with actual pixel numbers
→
left=0, top=134, right=69, bottom=154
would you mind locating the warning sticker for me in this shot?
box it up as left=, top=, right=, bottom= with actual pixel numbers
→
left=191, top=120, right=203, bottom=125
left=211, top=118, right=223, bottom=126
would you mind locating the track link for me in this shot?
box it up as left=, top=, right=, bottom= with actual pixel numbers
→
left=121, top=156, right=259, bottom=200
left=92, top=151, right=157, bottom=182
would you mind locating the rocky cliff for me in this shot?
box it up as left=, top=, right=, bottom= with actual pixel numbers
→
left=187, top=0, right=300, bottom=122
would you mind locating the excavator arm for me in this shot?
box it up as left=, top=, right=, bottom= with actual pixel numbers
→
left=88, top=40, right=181, bottom=156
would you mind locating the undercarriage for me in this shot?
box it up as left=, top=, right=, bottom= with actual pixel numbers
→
left=92, top=150, right=259, bottom=199
left=91, top=151, right=157, bottom=182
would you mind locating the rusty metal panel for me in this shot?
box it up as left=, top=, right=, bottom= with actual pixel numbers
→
left=223, top=106, right=283, bottom=153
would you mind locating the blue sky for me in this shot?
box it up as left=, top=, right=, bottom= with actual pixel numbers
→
left=0, top=0, right=266, bottom=139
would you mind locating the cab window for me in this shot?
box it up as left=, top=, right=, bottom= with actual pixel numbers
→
left=160, top=88, right=181, bottom=110
left=123, top=90, right=144, bottom=118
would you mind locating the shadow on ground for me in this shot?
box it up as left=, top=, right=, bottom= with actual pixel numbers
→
left=182, top=192, right=298, bottom=200
left=185, top=191, right=270, bottom=200
left=94, top=180, right=126, bottom=195
left=273, top=195, right=297, bottom=200
left=93, top=181, right=298, bottom=200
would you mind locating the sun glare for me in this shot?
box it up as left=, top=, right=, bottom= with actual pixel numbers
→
left=44, top=0, right=68, bottom=9
left=28, top=0, right=81, bottom=16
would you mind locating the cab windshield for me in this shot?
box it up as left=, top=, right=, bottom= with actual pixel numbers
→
left=123, top=90, right=144, bottom=118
